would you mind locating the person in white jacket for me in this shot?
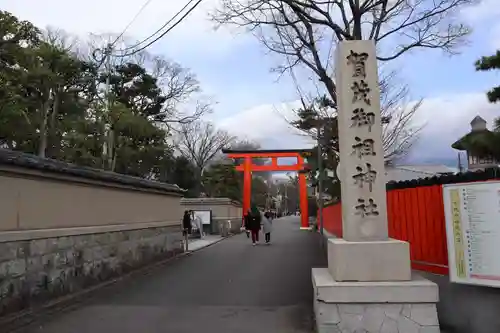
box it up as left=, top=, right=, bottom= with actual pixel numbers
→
left=191, top=211, right=205, bottom=239
left=262, top=211, right=273, bottom=244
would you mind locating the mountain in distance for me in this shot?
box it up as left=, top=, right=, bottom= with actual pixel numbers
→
left=403, top=152, right=462, bottom=168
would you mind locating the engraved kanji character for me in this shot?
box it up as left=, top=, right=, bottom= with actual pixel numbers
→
left=351, top=80, right=371, bottom=105
left=354, top=198, right=379, bottom=218
left=351, top=108, right=375, bottom=132
left=346, top=50, right=368, bottom=78
left=352, top=163, right=377, bottom=192
left=351, top=136, right=376, bottom=159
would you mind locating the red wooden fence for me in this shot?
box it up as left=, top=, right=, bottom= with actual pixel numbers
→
left=319, top=185, right=449, bottom=275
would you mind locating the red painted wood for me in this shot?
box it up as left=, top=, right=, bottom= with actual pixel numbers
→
left=227, top=152, right=305, bottom=158
left=226, top=150, right=310, bottom=224
left=298, top=155, right=309, bottom=228
left=235, top=164, right=306, bottom=172
left=243, top=157, right=252, bottom=216
left=320, top=184, right=450, bottom=275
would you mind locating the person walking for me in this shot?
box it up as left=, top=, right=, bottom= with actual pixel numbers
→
left=262, top=211, right=273, bottom=244
left=243, top=211, right=251, bottom=238
left=191, top=211, right=204, bottom=239
left=182, top=210, right=192, bottom=236
left=248, top=205, right=262, bottom=246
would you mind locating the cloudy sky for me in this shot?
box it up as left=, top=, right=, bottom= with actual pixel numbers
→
left=3, top=0, right=500, bottom=167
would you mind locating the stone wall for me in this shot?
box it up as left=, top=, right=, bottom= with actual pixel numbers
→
left=314, top=301, right=440, bottom=333
left=217, top=219, right=242, bottom=237
left=181, top=198, right=242, bottom=235
left=0, top=150, right=183, bottom=232
left=0, top=149, right=185, bottom=317
left=0, top=225, right=183, bottom=317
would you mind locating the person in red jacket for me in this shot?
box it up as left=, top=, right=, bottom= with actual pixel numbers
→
left=243, top=211, right=251, bottom=238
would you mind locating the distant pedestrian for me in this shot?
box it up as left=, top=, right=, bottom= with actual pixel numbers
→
left=243, top=211, right=251, bottom=238
left=262, top=211, right=273, bottom=244
left=182, top=210, right=192, bottom=236
left=248, top=205, right=262, bottom=246
left=191, top=211, right=204, bottom=239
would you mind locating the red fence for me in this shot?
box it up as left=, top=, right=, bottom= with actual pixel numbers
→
left=319, top=185, right=449, bottom=275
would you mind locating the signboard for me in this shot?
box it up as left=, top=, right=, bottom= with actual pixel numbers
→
left=193, top=210, right=211, bottom=225
left=443, top=181, right=500, bottom=287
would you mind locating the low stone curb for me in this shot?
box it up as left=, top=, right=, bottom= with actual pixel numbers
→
left=0, top=233, right=236, bottom=332
left=184, top=233, right=236, bottom=254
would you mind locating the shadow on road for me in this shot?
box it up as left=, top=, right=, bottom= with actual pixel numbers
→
left=14, top=217, right=327, bottom=333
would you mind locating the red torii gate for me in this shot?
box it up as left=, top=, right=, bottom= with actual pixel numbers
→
left=222, top=149, right=312, bottom=230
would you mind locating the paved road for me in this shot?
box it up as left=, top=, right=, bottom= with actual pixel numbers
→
left=20, top=216, right=326, bottom=333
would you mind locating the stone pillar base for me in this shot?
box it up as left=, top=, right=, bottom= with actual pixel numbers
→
left=312, top=268, right=440, bottom=333
left=328, top=238, right=411, bottom=282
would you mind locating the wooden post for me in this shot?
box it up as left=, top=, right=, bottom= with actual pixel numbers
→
left=243, top=157, right=252, bottom=217
left=298, top=155, right=309, bottom=229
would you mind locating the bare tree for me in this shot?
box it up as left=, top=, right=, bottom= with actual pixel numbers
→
left=290, top=69, right=423, bottom=164
left=43, top=27, right=79, bottom=53
left=229, top=138, right=274, bottom=180
left=175, top=120, right=236, bottom=181
left=150, top=56, right=212, bottom=125
left=213, top=0, right=475, bottom=160
left=83, top=33, right=212, bottom=126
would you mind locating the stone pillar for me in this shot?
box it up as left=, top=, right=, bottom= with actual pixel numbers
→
left=336, top=41, right=388, bottom=242
left=331, top=40, right=411, bottom=282
left=312, top=40, right=440, bottom=333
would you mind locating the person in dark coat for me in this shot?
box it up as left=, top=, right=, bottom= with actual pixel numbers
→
left=182, top=210, right=192, bottom=236
left=248, top=205, right=262, bottom=245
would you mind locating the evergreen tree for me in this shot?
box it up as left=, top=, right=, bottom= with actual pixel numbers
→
left=475, top=50, right=500, bottom=103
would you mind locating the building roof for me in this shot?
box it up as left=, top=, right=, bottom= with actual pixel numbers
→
left=451, top=129, right=497, bottom=153
left=0, top=148, right=184, bottom=194
left=470, top=115, right=487, bottom=126
left=452, top=115, right=499, bottom=157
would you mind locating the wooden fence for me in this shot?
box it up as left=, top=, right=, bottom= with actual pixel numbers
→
left=319, top=185, right=449, bottom=275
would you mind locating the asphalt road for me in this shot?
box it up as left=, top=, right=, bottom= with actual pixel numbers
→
left=20, top=216, right=327, bottom=333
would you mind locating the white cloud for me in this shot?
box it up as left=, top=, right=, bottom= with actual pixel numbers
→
left=409, top=92, right=500, bottom=161
left=488, top=24, right=500, bottom=51
left=218, top=92, right=500, bottom=163
left=414, top=92, right=498, bottom=133
left=461, top=0, right=500, bottom=23
left=217, top=101, right=315, bottom=150
left=460, top=0, right=500, bottom=52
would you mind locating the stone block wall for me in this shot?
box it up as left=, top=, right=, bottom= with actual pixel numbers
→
left=181, top=198, right=242, bottom=235
left=216, top=218, right=243, bottom=237
left=0, top=225, right=183, bottom=316
left=314, top=300, right=440, bottom=333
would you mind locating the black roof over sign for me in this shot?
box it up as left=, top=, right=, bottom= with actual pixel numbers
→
left=0, top=149, right=184, bottom=194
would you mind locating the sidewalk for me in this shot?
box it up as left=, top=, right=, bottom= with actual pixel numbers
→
left=186, top=234, right=225, bottom=252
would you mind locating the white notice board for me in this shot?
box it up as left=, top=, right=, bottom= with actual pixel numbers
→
left=193, top=210, right=211, bottom=225
left=443, top=181, right=500, bottom=287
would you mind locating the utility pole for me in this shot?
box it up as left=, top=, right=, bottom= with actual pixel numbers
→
left=102, top=43, right=114, bottom=170
left=457, top=152, right=464, bottom=173
left=317, top=116, right=324, bottom=236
